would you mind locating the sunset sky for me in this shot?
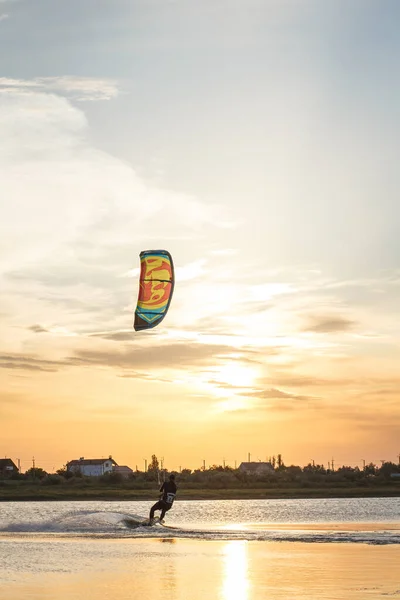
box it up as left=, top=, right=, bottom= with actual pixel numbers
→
left=1, top=0, right=400, bottom=473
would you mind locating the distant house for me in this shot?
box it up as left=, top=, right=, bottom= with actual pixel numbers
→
left=113, top=466, right=134, bottom=478
left=67, top=456, right=117, bottom=477
left=390, top=473, right=400, bottom=479
left=239, top=462, right=274, bottom=475
left=0, top=458, right=19, bottom=477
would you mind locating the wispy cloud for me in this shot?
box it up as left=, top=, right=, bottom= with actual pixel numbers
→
left=242, top=387, right=320, bottom=408
left=209, top=249, right=238, bottom=257
left=28, top=324, right=49, bottom=334
left=0, top=13, right=8, bottom=21
left=0, top=341, right=263, bottom=375
left=266, top=373, right=354, bottom=389
left=88, top=330, right=139, bottom=342
left=0, top=355, right=63, bottom=372
left=303, top=315, right=356, bottom=334
left=175, top=259, right=208, bottom=282
left=71, top=342, right=261, bottom=371
left=0, top=76, right=119, bottom=101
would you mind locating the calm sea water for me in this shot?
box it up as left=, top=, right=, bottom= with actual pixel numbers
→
left=1, top=497, right=399, bottom=544
left=1, top=498, right=400, bottom=595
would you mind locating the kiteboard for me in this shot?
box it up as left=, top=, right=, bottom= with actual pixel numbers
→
left=123, top=516, right=160, bottom=529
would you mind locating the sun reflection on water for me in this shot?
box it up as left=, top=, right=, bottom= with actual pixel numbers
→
left=222, top=541, right=249, bottom=600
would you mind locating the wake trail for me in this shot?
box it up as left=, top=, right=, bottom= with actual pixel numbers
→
left=1, top=510, right=399, bottom=545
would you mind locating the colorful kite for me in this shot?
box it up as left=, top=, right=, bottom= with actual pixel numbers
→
left=134, top=250, right=174, bottom=331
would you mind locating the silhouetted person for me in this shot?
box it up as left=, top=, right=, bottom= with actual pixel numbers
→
left=149, top=474, right=177, bottom=524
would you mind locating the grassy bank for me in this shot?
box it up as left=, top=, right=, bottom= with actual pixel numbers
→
left=1, top=484, right=399, bottom=501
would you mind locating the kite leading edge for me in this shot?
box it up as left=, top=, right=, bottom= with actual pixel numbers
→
left=133, top=250, right=174, bottom=331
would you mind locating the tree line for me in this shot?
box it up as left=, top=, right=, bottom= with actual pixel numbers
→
left=2, top=454, right=400, bottom=489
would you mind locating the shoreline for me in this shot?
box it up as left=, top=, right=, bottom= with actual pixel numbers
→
left=1, top=486, right=399, bottom=502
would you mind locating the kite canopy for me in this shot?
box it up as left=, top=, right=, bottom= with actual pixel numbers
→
left=134, top=250, right=174, bottom=331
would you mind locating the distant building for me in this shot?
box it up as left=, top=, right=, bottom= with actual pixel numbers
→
left=239, top=461, right=274, bottom=475
left=390, top=473, right=400, bottom=479
left=0, top=458, right=19, bottom=477
left=67, top=456, right=117, bottom=477
left=113, top=466, right=134, bottom=478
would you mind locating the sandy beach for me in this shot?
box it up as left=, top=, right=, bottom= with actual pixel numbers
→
left=1, top=537, right=399, bottom=600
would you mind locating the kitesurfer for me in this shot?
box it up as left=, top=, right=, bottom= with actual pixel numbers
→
left=149, top=473, right=177, bottom=524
